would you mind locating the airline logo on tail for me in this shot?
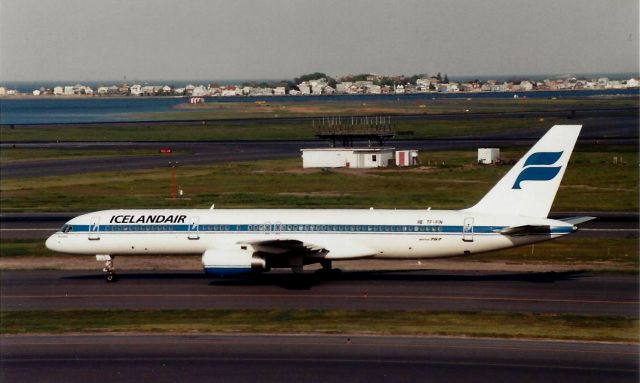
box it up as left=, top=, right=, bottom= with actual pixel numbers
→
left=512, top=151, right=563, bottom=189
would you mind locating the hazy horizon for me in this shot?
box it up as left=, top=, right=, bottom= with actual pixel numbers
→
left=1, top=0, right=638, bottom=82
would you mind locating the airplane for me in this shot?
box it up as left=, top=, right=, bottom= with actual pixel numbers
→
left=46, top=125, right=594, bottom=282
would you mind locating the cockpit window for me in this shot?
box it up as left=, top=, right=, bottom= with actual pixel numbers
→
left=61, top=225, right=73, bottom=233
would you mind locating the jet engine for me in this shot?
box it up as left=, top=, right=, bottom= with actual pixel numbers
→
left=202, top=248, right=267, bottom=276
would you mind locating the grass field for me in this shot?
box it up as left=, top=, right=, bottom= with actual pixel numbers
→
left=0, top=117, right=573, bottom=142
left=1, top=148, right=637, bottom=212
left=1, top=309, right=636, bottom=342
left=140, top=96, right=640, bottom=120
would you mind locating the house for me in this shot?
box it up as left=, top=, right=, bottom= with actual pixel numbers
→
left=519, top=80, right=534, bottom=91
left=0, top=87, right=6, bottom=96
left=395, top=84, right=405, bottom=94
left=130, top=84, right=143, bottom=96
left=298, top=83, right=311, bottom=95
left=191, top=85, right=208, bottom=97
left=142, top=86, right=156, bottom=96
left=336, top=82, right=351, bottom=94
left=221, top=87, right=237, bottom=97
left=322, top=86, right=335, bottom=95
left=64, top=86, right=74, bottom=95
left=626, top=78, right=639, bottom=88
left=54, top=86, right=64, bottom=95
left=367, top=85, right=382, bottom=94
left=273, top=87, right=286, bottom=96
left=311, top=84, right=324, bottom=95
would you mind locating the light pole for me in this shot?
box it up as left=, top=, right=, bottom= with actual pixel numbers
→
left=169, top=161, right=179, bottom=199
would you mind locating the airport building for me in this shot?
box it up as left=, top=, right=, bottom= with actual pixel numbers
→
left=478, top=148, right=500, bottom=164
left=395, top=150, right=420, bottom=167
left=301, top=147, right=395, bottom=168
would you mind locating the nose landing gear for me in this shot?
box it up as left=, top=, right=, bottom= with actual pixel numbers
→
left=96, top=254, right=118, bottom=282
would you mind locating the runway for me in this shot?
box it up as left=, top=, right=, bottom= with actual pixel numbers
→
left=1, top=334, right=637, bottom=383
left=1, top=270, right=637, bottom=316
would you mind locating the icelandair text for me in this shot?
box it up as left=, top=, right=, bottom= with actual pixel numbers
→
left=109, top=215, right=187, bottom=224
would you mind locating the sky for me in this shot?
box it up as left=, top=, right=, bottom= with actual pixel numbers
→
left=1, top=0, right=638, bottom=82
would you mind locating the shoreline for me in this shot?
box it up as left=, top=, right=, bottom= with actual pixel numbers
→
left=1, top=87, right=638, bottom=100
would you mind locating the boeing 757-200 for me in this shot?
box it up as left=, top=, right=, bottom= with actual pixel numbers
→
left=46, top=125, right=593, bottom=282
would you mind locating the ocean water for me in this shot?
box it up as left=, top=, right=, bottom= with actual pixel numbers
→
left=0, top=88, right=637, bottom=125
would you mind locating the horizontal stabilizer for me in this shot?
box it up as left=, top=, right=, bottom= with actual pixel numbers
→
left=495, top=225, right=551, bottom=236
left=559, top=216, right=596, bottom=225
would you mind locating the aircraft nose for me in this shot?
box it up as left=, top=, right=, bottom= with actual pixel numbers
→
left=45, top=234, right=61, bottom=252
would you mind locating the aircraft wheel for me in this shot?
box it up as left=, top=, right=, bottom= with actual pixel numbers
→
left=106, top=273, right=118, bottom=283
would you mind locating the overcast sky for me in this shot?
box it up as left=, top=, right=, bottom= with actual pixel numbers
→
left=1, top=0, right=638, bottom=82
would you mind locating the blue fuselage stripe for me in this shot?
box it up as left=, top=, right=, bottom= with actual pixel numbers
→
left=64, top=224, right=572, bottom=235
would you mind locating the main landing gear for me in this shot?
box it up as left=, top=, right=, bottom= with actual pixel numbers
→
left=314, top=260, right=342, bottom=278
left=96, top=254, right=118, bottom=282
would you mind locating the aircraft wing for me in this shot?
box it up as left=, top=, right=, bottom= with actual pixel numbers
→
left=237, top=239, right=324, bottom=254
left=238, top=238, right=375, bottom=259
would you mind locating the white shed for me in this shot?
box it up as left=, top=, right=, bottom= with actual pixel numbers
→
left=478, top=148, right=500, bottom=164
left=301, top=148, right=395, bottom=169
left=395, top=150, right=419, bottom=166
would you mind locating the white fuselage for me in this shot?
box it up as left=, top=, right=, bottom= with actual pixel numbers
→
left=45, top=208, right=574, bottom=261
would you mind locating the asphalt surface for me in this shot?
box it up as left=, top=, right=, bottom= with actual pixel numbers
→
left=1, top=270, right=637, bottom=316
left=1, top=334, right=637, bottom=383
left=2, top=211, right=636, bottom=239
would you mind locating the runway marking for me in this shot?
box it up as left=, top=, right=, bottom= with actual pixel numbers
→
left=3, top=293, right=637, bottom=305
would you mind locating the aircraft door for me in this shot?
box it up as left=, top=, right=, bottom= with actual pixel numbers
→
left=274, top=221, right=283, bottom=235
left=89, top=216, right=100, bottom=240
left=188, top=216, right=200, bottom=240
left=462, top=217, right=474, bottom=242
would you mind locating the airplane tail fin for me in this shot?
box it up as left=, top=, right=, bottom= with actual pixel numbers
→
left=466, top=125, right=582, bottom=218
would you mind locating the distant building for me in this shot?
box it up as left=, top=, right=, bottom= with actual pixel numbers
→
left=191, top=85, right=208, bottom=97
left=478, top=148, right=500, bottom=164
left=297, top=83, right=311, bottom=95
left=54, top=86, right=64, bottom=95
left=273, top=86, right=286, bottom=96
left=130, top=84, right=143, bottom=96
left=395, top=150, right=419, bottom=167
left=626, top=78, right=639, bottom=88
left=301, top=147, right=395, bottom=169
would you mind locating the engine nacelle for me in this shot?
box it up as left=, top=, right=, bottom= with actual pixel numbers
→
left=202, top=248, right=266, bottom=276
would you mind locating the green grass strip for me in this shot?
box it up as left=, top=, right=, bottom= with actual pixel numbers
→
left=1, top=309, right=637, bottom=342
